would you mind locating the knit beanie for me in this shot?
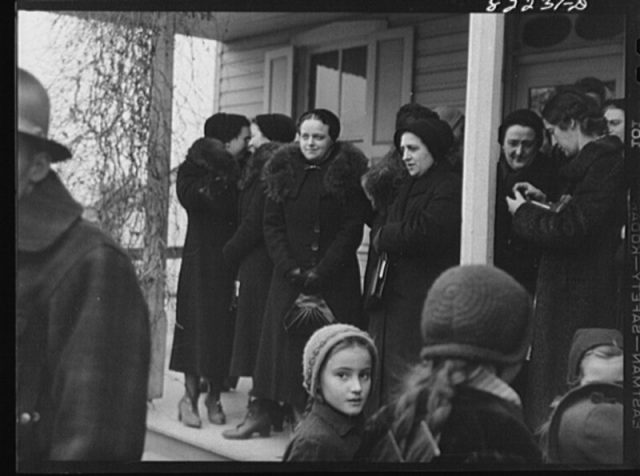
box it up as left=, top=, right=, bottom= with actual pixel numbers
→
left=204, top=112, right=249, bottom=143
left=566, top=328, right=623, bottom=385
left=498, top=109, right=544, bottom=147
left=297, top=108, right=341, bottom=142
left=302, top=323, right=377, bottom=398
left=393, top=117, right=454, bottom=162
left=254, top=113, right=296, bottom=143
left=420, top=265, right=532, bottom=367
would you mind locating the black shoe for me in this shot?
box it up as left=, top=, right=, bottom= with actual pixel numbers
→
left=221, top=399, right=271, bottom=439
left=204, top=395, right=226, bottom=425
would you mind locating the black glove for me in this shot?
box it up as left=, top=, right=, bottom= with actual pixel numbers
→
left=286, top=267, right=305, bottom=287
left=302, top=268, right=322, bottom=294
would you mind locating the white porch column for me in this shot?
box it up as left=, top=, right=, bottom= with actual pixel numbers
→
left=460, top=14, right=505, bottom=265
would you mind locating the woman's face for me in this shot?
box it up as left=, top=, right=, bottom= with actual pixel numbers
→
left=248, top=122, right=269, bottom=153
left=400, top=132, right=435, bottom=177
left=544, top=119, right=580, bottom=158
left=604, top=107, right=625, bottom=143
left=502, top=125, right=538, bottom=171
left=298, top=118, right=333, bottom=161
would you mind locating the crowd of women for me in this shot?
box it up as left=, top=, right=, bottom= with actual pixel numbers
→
left=167, top=75, right=630, bottom=465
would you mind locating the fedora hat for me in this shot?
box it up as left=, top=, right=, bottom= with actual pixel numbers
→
left=18, top=68, right=71, bottom=162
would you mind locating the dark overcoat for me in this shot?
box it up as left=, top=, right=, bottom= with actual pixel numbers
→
left=223, top=142, right=281, bottom=377
left=511, top=136, right=625, bottom=430
left=252, top=142, right=370, bottom=412
left=283, top=401, right=365, bottom=461
left=356, top=387, right=542, bottom=465
left=494, top=152, right=557, bottom=295
left=169, top=150, right=238, bottom=383
left=17, top=172, right=150, bottom=464
left=367, top=160, right=461, bottom=409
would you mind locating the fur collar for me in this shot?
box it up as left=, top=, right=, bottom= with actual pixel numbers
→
left=238, top=142, right=283, bottom=190
left=262, top=141, right=368, bottom=203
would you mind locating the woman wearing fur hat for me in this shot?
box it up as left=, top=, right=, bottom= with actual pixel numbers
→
left=221, top=113, right=296, bottom=439
left=506, top=89, right=625, bottom=430
left=252, top=109, right=370, bottom=423
left=494, top=109, right=557, bottom=296
left=283, top=324, right=378, bottom=461
left=169, top=137, right=241, bottom=428
left=366, top=116, right=462, bottom=410
left=356, top=265, right=542, bottom=465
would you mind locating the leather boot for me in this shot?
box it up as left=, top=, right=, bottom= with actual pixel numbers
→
left=178, top=395, right=202, bottom=428
left=221, top=398, right=271, bottom=439
left=204, top=394, right=226, bottom=425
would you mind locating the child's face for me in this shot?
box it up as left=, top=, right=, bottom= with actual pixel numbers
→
left=320, top=345, right=372, bottom=416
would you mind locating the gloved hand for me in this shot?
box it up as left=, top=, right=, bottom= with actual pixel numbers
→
left=286, top=267, right=305, bottom=287
left=302, top=268, right=322, bottom=294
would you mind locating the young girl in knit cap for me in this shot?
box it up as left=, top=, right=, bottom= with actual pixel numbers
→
left=356, top=265, right=542, bottom=465
left=283, top=324, right=378, bottom=461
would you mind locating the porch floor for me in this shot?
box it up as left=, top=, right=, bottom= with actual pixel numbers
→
left=142, top=371, right=292, bottom=461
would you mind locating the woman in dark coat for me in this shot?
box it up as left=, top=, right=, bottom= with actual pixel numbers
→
left=252, top=109, right=370, bottom=420
left=356, top=265, right=542, bottom=466
left=221, top=114, right=296, bottom=439
left=507, top=89, right=626, bottom=431
left=367, top=117, right=462, bottom=410
left=168, top=137, right=240, bottom=428
left=494, top=109, right=558, bottom=295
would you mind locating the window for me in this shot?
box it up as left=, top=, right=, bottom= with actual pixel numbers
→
left=309, top=46, right=368, bottom=142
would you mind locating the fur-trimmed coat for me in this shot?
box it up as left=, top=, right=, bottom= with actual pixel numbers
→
left=252, top=141, right=370, bottom=411
left=223, top=142, right=282, bottom=377
left=169, top=141, right=238, bottom=384
left=511, top=136, right=625, bottom=430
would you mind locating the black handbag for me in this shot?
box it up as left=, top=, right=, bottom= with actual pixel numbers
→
left=364, top=251, right=389, bottom=310
left=283, top=293, right=336, bottom=336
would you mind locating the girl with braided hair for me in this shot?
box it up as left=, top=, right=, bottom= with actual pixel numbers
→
left=355, top=265, right=542, bottom=465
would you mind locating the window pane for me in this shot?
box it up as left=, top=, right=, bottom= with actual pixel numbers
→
left=340, top=46, right=367, bottom=141
left=310, top=51, right=339, bottom=113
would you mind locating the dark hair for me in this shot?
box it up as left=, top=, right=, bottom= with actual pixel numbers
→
left=297, top=108, right=341, bottom=142
left=395, top=103, right=439, bottom=130
left=541, top=88, right=607, bottom=137
left=252, top=113, right=297, bottom=143
left=498, top=109, right=545, bottom=148
left=204, top=113, right=250, bottom=142
left=573, top=76, right=607, bottom=106
left=602, top=98, right=625, bottom=113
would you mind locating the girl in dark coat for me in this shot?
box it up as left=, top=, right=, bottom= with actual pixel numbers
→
left=507, top=89, right=626, bottom=431
left=252, top=109, right=370, bottom=420
left=356, top=265, right=542, bottom=466
left=283, top=324, right=378, bottom=461
left=367, top=117, right=462, bottom=410
left=221, top=114, right=296, bottom=439
left=168, top=136, right=241, bottom=428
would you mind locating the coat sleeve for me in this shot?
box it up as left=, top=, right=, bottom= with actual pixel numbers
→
left=283, top=435, right=348, bottom=462
left=176, top=161, right=234, bottom=215
left=377, top=175, right=461, bottom=258
left=511, top=153, right=624, bottom=250
left=223, top=183, right=267, bottom=269
left=314, top=189, right=368, bottom=280
left=264, top=195, right=299, bottom=278
left=47, top=245, right=150, bottom=461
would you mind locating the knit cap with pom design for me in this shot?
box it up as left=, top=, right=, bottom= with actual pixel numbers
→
left=420, top=265, right=532, bottom=367
left=302, top=323, right=377, bottom=398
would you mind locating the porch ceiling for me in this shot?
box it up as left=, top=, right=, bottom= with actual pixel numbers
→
left=61, top=11, right=396, bottom=42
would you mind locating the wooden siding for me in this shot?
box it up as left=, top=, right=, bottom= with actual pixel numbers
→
left=216, top=13, right=470, bottom=118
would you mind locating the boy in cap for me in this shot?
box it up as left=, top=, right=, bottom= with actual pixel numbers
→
left=16, top=68, right=150, bottom=464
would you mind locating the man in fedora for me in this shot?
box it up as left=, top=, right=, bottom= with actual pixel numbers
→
left=16, top=68, right=150, bottom=465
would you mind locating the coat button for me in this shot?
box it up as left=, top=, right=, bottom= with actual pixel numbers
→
left=313, top=224, right=320, bottom=233
left=18, top=412, right=31, bottom=424
left=311, top=242, right=319, bottom=251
